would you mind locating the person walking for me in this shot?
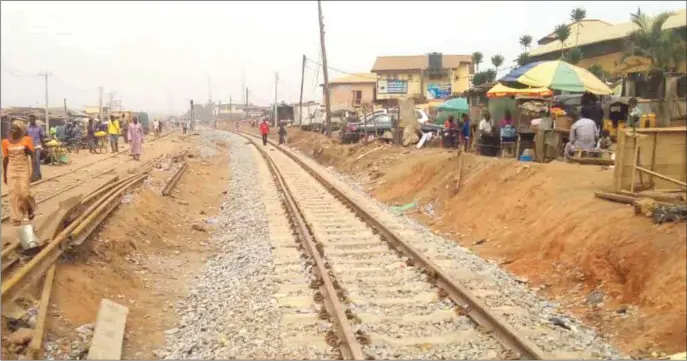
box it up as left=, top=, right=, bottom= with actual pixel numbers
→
left=181, top=119, right=188, bottom=134
left=107, top=115, right=120, bottom=153
left=259, top=119, right=270, bottom=146
left=86, top=118, right=97, bottom=153
left=2, top=120, right=37, bottom=225
left=26, top=115, right=46, bottom=181
left=278, top=121, right=287, bottom=145
left=158, top=118, right=163, bottom=135
left=153, top=119, right=160, bottom=137
left=121, top=115, right=129, bottom=144
left=128, top=116, right=144, bottom=161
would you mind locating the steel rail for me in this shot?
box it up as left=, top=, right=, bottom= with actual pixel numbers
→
left=161, top=162, right=188, bottom=196
left=1, top=170, right=149, bottom=310
left=240, top=133, right=365, bottom=360
left=241, top=131, right=548, bottom=360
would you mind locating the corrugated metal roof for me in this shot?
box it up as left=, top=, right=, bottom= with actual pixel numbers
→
left=530, top=8, right=687, bottom=57
left=371, top=54, right=473, bottom=72
left=329, top=73, right=377, bottom=84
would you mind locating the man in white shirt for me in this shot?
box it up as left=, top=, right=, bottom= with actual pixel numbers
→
left=565, top=105, right=598, bottom=159
left=627, top=97, right=643, bottom=128
left=478, top=110, right=494, bottom=136
left=478, top=110, right=498, bottom=156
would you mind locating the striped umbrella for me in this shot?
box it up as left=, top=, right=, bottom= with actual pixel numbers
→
left=499, top=60, right=613, bottom=95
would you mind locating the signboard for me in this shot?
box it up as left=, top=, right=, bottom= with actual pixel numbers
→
left=377, top=80, right=408, bottom=94
left=426, top=83, right=452, bottom=100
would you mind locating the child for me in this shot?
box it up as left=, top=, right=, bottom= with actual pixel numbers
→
left=461, top=113, right=471, bottom=151
left=597, top=129, right=612, bottom=150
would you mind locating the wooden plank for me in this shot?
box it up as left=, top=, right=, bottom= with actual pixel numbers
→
left=632, top=126, right=687, bottom=133
left=87, top=299, right=129, bottom=360
left=630, top=139, right=640, bottom=193
left=650, top=133, right=658, bottom=185
left=614, top=129, right=626, bottom=191
left=636, top=166, right=687, bottom=188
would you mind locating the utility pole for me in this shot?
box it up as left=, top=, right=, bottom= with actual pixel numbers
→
left=98, top=87, right=104, bottom=122
left=318, top=0, right=332, bottom=137
left=299, top=54, right=306, bottom=127
left=63, top=98, right=68, bottom=123
left=190, top=100, right=194, bottom=130
left=273, top=72, right=279, bottom=127
left=229, top=95, right=233, bottom=120
left=106, top=92, right=115, bottom=119
left=241, top=70, right=246, bottom=104
left=39, top=72, right=52, bottom=133
left=245, top=87, right=249, bottom=106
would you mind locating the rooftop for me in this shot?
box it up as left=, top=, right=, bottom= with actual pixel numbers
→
left=329, top=73, right=377, bottom=85
left=529, top=8, right=687, bottom=57
left=371, top=54, right=473, bottom=72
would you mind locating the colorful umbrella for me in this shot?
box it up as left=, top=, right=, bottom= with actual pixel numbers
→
left=499, top=60, right=613, bottom=95
left=486, top=83, right=552, bottom=98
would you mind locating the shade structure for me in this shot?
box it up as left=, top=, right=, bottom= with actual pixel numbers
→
left=435, top=97, right=469, bottom=112
left=499, top=60, right=613, bottom=95
left=486, top=83, right=553, bottom=98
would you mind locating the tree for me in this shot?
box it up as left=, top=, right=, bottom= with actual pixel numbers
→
left=623, top=9, right=686, bottom=73
left=565, top=47, right=583, bottom=64
left=472, top=51, right=483, bottom=72
left=570, top=7, right=587, bottom=46
left=491, top=54, right=504, bottom=73
left=472, top=69, right=497, bottom=86
left=553, top=24, right=571, bottom=57
left=519, top=35, right=533, bottom=51
left=516, top=52, right=531, bottom=67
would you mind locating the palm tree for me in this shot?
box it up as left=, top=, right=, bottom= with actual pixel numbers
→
left=553, top=24, right=571, bottom=57
left=472, top=51, right=483, bottom=72
left=565, top=47, right=583, bottom=65
left=570, top=7, right=587, bottom=46
left=624, top=9, right=686, bottom=72
left=587, top=65, right=609, bottom=81
left=516, top=52, right=531, bottom=67
left=491, top=54, right=504, bottom=73
left=519, top=35, right=533, bottom=51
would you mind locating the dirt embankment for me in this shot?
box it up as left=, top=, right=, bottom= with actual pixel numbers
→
left=281, top=128, right=686, bottom=358
left=44, top=136, right=230, bottom=359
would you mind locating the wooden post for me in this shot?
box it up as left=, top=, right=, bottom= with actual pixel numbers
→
left=317, top=0, right=332, bottom=137
left=650, top=132, right=658, bottom=186
left=630, top=141, right=639, bottom=193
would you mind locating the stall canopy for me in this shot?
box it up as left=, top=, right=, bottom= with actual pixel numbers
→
left=499, top=60, right=613, bottom=95
left=486, top=83, right=552, bottom=98
left=435, top=97, right=469, bottom=112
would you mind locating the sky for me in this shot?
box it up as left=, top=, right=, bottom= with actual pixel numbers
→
left=1, top=1, right=683, bottom=115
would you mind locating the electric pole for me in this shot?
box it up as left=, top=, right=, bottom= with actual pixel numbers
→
left=63, top=98, right=68, bottom=123
left=273, top=72, right=279, bottom=127
left=245, top=87, right=249, bottom=106
left=318, top=0, right=332, bottom=137
left=241, top=70, right=246, bottom=104
left=39, top=72, right=52, bottom=133
left=98, top=87, right=104, bottom=122
left=229, top=95, right=233, bottom=120
left=299, top=54, right=306, bottom=127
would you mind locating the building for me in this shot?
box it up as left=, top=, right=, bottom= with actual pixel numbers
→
left=528, top=8, right=687, bottom=75
left=325, top=73, right=377, bottom=112
left=215, top=103, right=267, bottom=119
left=370, top=53, right=474, bottom=105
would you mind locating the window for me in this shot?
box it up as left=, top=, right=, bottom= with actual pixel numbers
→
left=352, top=90, right=362, bottom=106
left=415, top=110, right=423, bottom=119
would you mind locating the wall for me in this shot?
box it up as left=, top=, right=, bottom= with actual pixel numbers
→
left=614, top=127, right=687, bottom=191
left=326, top=83, right=375, bottom=111
left=375, top=71, right=423, bottom=101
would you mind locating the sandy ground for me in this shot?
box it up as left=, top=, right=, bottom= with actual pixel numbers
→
left=43, top=134, right=230, bottom=359
left=227, top=122, right=686, bottom=358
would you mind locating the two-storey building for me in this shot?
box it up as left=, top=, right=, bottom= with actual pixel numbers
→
left=370, top=53, right=473, bottom=107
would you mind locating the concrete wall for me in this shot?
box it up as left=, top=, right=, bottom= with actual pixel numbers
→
left=327, top=83, right=376, bottom=110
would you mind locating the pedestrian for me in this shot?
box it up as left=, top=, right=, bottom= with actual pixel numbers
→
left=107, top=115, right=120, bottom=153
left=153, top=119, right=160, bottom=137
left=235, top=119, right=240, bottom=132
left=278, top=121, right=287, bottom=145
left=2, top=120, right=37, bottom=225
left=26, top=115, right=46, bottom=181
left=87, top=118, right=97, bottom=153
left=121, top=115, right=129, bottom=144
left=260, top=118, right=270, bottom=146
left=181, top=119, right=188, bottom=135
left=128, top=116, right=144, bottom=161
left=158, top=118, right=163, bottom=135
left=460, top=113, right=471, bottom=152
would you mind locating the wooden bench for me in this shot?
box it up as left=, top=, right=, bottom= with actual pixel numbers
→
left=570, top=148, right=614, bottom=165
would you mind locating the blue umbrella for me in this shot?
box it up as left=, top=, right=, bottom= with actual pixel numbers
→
left=435, top=97, right=469, bottom=112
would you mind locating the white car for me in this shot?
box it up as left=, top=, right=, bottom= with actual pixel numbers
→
left=362, top=108, right=430, bottom=124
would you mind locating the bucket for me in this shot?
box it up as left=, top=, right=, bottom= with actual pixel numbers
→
left=520, top=148, right=534, bottom=162
left=16, top=224, right=43, bottom=255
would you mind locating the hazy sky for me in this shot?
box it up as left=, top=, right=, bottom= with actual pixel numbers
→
left=1, top=1, right=683, bottom=115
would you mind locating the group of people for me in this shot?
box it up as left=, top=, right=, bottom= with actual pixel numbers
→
left=258, top=118, right=287, bottom=146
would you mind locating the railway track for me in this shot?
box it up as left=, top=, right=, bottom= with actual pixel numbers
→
left=240, top=131, right=548, bottom=360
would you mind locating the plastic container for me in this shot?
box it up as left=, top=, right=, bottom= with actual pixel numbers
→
left=17, top=224, right=43, bottom=255
left=519, top=148, right=533, bottom=162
